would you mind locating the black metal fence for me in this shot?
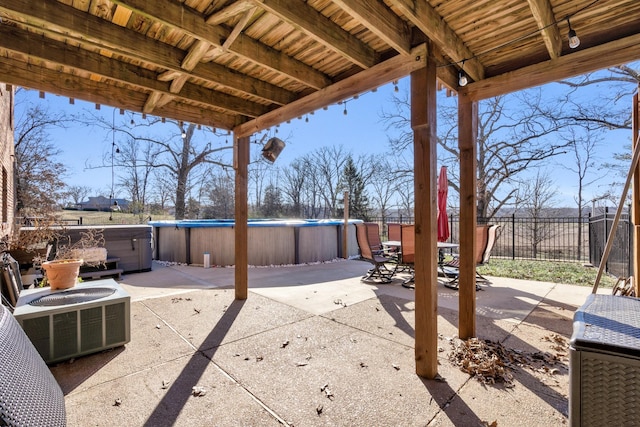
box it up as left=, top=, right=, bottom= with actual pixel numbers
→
left=370, top=214, right=631, bottom=274
left=588, top=208, right=632, bottom=279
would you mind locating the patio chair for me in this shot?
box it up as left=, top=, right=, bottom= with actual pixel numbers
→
left=355, top=223, right=396, bottom=284
left=442, top=224, right=501, bottom=290
left=0, top=253, right=23, bottom=312
left=387, top=223, right=401, bottom=242
left=364, top=222, right=384, bottom=255
left=399, top=224, right=415, bottom=288
left=0, top=304, right=67, bottom=426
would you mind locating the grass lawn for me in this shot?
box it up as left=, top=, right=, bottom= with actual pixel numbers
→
left=478, top=258, right=618, bottom=288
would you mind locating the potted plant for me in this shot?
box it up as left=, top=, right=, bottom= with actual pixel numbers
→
left=40, top=229, right=106, bottom=290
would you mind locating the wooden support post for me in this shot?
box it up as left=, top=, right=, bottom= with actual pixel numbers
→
left=343, top=191, right=349, bottom=259
left=458, top=92, right=478, bottom=339
left=234, top=134, right=249, bottom=300
left=411, top=50, right=438, bottom=379
left=632, top=90, right=640, bottom=296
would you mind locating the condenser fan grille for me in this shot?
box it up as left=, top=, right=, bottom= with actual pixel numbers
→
left=29, top=287, right=116, bottom=306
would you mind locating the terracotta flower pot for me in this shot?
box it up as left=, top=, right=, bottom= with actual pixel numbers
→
left=41, top=259, right=83, bottom=290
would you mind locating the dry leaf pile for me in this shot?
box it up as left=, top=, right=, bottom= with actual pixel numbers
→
left=447, top=336, right=567, bottom=386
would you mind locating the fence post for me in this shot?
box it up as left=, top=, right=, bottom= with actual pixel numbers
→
left=512, top=213, right=515, bottom=260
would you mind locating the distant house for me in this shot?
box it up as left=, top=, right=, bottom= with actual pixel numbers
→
left=77, top=196, right=130, bottom=212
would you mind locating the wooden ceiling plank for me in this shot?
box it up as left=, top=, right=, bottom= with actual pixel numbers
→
left=112, top=0, right=330, bottom=90
left=229, top=34, right=331, bottom=89
left=0, top=25, right=269, bottom=117
left=332, top=0, right=411, bottom=56
left=389, top=0, right=484, bottom=82
left=527, top=0, right=562, bottom=59
left=0, top=0, right=294, bottom=105
left=461, top=33, right=640, bottom=101
left=234, top=44, right=427, bottom=137
left=0, top=59, right=237, bottom=129
left=253, top=0, right=377, bottom=69
left=111, top=4, right=132, bottom=26
left=206, top=0, right=255, bottom=25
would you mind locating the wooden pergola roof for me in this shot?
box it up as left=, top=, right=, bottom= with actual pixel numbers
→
left=0, top=0, right=638, bottom=135
left=2, top=0, right=640, bottom=380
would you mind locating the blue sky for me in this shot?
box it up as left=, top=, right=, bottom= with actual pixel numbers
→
left=14, top=71, right=635, bottom=210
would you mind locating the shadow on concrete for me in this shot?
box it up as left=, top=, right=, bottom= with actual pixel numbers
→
left=52, top=346, right=125, bottom=394
left=143, top=299, right=245, bottom=427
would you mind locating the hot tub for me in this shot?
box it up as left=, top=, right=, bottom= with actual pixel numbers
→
left=149, top=219, right=362, bottom=266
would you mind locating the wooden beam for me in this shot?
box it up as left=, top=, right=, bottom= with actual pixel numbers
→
left=325, top=0, right=411, bottom=56
left=390, top=0, right=484, bottom=82
left=457, top=92, right=478, bottom=340
left=0, top=0, right=297, bottom=106
left=411, top=52, right=438, bottom=379
left=0, top=59, right=236, bottom=129
left=223, top=6, right=257, bottom=50
left=527, top=0, right=562, bottom=59
left=461, top=33, right=640, bottom=101
left=112, top=0, right=330, bottom=89
left=207, top=0, right=255, bottom=25
left=234, top=135, right=250, bottom=300
left=254, top=0, right=377, bottom=69
left=633, top=90, right=640, bottom=296
left=0, top=26, right=269, bottom=118
left=234, top=44, right=427, bottom=136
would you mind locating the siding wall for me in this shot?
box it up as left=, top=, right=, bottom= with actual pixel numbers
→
left=0, top=85, right=14, bottom=239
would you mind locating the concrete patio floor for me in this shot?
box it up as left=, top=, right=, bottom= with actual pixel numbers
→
left=49, top=259, right=606, bottom=426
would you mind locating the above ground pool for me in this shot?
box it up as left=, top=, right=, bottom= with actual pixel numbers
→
left=149, top=219, right=362, bottom=267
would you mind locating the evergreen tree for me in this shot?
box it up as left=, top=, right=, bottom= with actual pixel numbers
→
left=338, top=156, right=370, bottom=220
left=261, top=184, right=283, bottom=218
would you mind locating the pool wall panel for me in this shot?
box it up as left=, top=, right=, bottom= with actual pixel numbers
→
left=297, top=226, right=337, bottom=263
left=190, top=228, right=235, bottom=266
left=151, top=220, right=362, bottom=266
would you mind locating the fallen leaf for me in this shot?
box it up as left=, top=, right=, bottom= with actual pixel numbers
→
left=316, top=404, right=323, bottom=415
left=392, top=364, right=400, bottom=371
left=113, top=398, right=122, bottom=407
left=281, top=340, right=290, bottom=348
left=192, top=386, right=207, bottom=397
left=161, top=380, right=170, bottom=389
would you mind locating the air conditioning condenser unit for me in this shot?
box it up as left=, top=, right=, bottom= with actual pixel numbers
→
left=13, top=279, right=130, bottom=364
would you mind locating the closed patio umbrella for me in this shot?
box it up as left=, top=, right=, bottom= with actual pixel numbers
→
left=437, top=166, right=450, bottom=242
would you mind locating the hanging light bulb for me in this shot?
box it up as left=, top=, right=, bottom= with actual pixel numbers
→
left=343, top=104, right=348, bottom=116
left=458, top=60, right=468, bottom=87
left=567, top=18, right=580, bottom=49
left=181, top=128, right=187, bottom=139
left=393, top=80, right=399, bottom=92
left=305, top=115, right=309, bottom=123
left=458, top=70, right=468, bottom=87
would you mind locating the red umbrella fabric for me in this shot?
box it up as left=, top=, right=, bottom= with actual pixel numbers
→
left=437, top=166, right=450, bottom=242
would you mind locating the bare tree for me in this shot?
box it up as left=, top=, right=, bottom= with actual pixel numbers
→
left=381, top=89, right=571, bottom=218
left=515, top=169, right=559, bottom=259
left=560, top=129, right=603, bottom=259
left=14, top=91, right=71, bottom=214
left=309, top=146, right=350, bottom=217
left=368, top=156, right=398, bottom=218
left=280, top=159, right=306, bottom=217
left=67, top=186, right=92, bottom=208
left=203, top=171, right=234, bottom=218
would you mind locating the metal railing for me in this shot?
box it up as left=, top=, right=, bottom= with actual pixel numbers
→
left=370, top=215, right=591, bottom=262
left=371, top=212, right=632, bottom=277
